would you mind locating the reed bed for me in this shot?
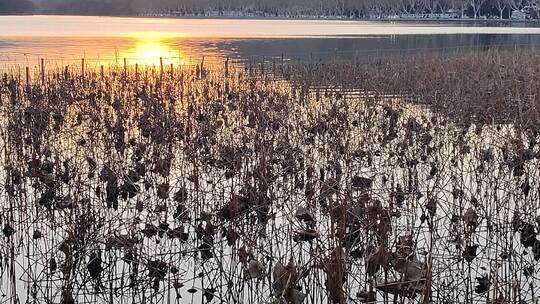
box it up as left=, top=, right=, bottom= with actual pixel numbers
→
left=285, top=50, right=540, bottom=127
left=0, top=51, right=539, bottom=304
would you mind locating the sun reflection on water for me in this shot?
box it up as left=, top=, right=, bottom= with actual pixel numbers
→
left=119, top=33, right=186, bottom=66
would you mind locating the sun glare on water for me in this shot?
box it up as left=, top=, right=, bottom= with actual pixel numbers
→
left=119, top=33, right=185, bottom=66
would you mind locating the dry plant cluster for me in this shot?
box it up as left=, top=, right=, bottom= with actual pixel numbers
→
left=287, top=51, right=540, bottom=127
left=0, top=51, right=539, bottom=304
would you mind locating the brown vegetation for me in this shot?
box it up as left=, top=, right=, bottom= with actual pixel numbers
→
left=0, top=51, right=539, bottom=303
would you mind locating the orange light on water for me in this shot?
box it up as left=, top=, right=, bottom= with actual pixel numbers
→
left=120, top=33, right=185, bottom=66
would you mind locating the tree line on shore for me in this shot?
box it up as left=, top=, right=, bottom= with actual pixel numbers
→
left=149, top=0, right=539, bottom=19
left=1, top=0, right=539, bottom=19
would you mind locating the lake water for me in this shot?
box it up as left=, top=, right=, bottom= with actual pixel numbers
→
left=1, top=15, right=540, bottom=67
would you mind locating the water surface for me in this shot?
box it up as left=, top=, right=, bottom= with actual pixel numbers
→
left=1, top=15, right=540, bottom=66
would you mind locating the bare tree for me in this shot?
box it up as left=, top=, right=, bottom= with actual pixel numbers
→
left=438, top=0, right=452, bottom=14
left=469, top=0, right=487, bottom=18
left=448, top=0, right=468, bottom=17
left=528, top=0, right=540, bottom=10
left=494, top=0, right=510, bottom=18
left=508, top=0, right=527, bottom=11
left=422, top=0, right=440, bottom=14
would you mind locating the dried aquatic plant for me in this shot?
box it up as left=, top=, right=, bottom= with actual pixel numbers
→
left=0, top=50, right=539, bottom=304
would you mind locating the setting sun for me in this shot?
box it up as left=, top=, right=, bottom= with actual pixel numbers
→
left=120, top=33, right=185, bottom=66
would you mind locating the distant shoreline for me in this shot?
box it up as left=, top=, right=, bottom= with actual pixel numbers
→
left=168, top=16, right=540, bottom=26
left=140, top=14, right=540, bottom=23
left=2, top=13, right=540, bottom=25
